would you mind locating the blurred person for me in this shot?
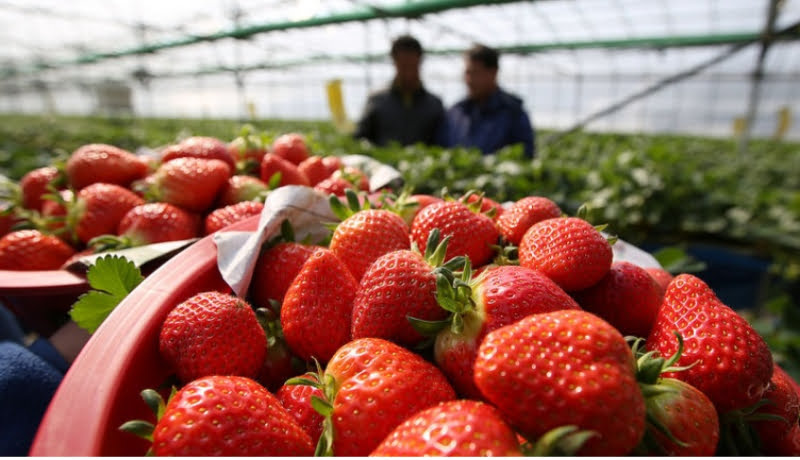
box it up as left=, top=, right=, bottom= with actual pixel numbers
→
left=354, top=35, right=445, bottom=146
left=441, top=44, right=535, bottom=159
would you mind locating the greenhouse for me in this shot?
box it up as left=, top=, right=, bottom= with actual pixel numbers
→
left=1, top=0, right=800, bottom=456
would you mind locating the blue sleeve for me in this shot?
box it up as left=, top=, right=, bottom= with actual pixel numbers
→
left=512, top=109, right=535, bottom=159
left=0, top=341, right=65, bottom=456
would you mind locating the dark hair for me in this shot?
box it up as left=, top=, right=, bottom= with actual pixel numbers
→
left=466, top=44, right=499, bottom=69
left=391, top=35, right=423, bottom=57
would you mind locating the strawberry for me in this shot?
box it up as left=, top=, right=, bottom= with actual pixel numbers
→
left=151, top=157, right=231, bottom=212
left=321, top=156, right=342, bottom=176
left=122, top=375, right=314, bottom=456
left=518, top=216, right=613, bottom=291
left=277, top=373, right=325, bottom=445
left=260, top=153, right=310, bottom=188
left=309, top=337, right=456, bottom=456
left=0, top=229, right=75, bottom=270
left=203, top=201, right=264, bottom=235
left=646, top=267, right=673, bottom=293
left=250, top=241, right=316, bottom=310
left=66, top=143, right=149, bottom=190
left=751, top=364, right=800, bottom=454
left=573, top=261, right=663, bottom=337
left=40, top=189, right=72, bottom=234
left=271, top=133, right=310, bottom=165
left=68, top=183, right=144, bottom=244
left=411, top=200, right=500, bottom=267
left=297, top=156, right=330, bottom=186
left=256, top=308, right=304, bottom=392
left=228, top=130, right=267, bottom=166
left=371, top=400, right=521, bottom=456
left=216, top=175, right=268, bottom=207
left=329, top=204, right=410, bottom=281
left=159, top=291, right=267, bottom=383
left=20, top=166, right=60, bottom=211
left=771, top=424, right=800, bottom=455
left=280, top=248, right=358, bottom=363
left=646, top=274, right=773, bottom=414
left=161, top=136, right=236, bottom=170
left=496, top=195, right=562, bottom=245
left=351, top=230, right=457, bottom=347
left=433, top=264, right=581, bottom=398
left=314, top=176, right=356, bottom=196
left=474, top=309, right=646, bottom=456
left=331, top=166, right=369, bottom=191
left=112, top=202, right=199, bottom=246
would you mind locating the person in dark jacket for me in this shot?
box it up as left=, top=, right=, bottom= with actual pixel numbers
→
left=354, top=35, right=445, bottom=147
left=441, top=44, right=535, bottom=159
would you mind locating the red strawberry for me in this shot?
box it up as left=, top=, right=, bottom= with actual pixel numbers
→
left=297, top=156, right=330, bottom=186
left=0, top=229, right=75, bottom=270
left=161, top=136, right=236, bottom=170
left=321, top=156, right=342, bottom=176
left=371, top=400, right=521, bottom=456
left=752, top=364, right=800, bottom=454
left=260, top=153, right=310, bottom=188
left=271, top=133, right=310, bottom=165
left=496, top=195, right=562, bottom=245
left=66, top=143, right=148, bottom=190
left=319, top=338, right=456, bottom=456
left=277, top=373, right=325, bottom=445
left=228, top=133, right=267, bottom=165
left=216, top=175, right=268, bottom=207
left=250, top=242, right=316, bottom=309
left=159, top=291, right=267, bottom=383
left=573, top=261, right=663, bottom=337
left=152, top=157, right=231, bottom=212
left=69, top=183, right=144, bottom=244
left=203, top=201, right=264, bottom=235
left=40, top=189, right=72, bottom=234
left=646, top=267, right=673, bottom=293
left=280, top=248, right=358, bottom=363
left=125, top=375, right=313, bottom=456
left=20, top=166, right=60, bottom=211
left=771, top=424, right=800, bottom=455
left=114, top=202, right=199, bottom=246
left=434, top=264, right=581, bottom=398
left=646, top=274, right=773, bottom=414
left=411, top=200, right=500, bottom=267
left=255, top=307, right=303, bottom=392
left=329, top=208, right=410, bottom=281
left=463, top=192, right=505, bottom=220
left=518, top=216, right=613, bottom=291
left=331, top=166, right=369, bottom=191
left=314, top=176, right=355, bottom=196
left=474, top=310, right=646, bottom=455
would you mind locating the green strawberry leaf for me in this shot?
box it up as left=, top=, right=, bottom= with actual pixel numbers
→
left=70, top=255, right=144, bottom=333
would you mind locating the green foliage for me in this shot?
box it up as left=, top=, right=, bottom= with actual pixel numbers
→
left=70, top=255, right=144, bottom=333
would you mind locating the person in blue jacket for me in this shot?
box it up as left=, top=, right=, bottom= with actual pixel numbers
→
left=440, top=44, right=536, bottom=159
left=0, top=305, right=89, bottom=455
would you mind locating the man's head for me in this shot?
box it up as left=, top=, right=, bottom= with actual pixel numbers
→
left=391, top=35, right=423, bottom=90
left=464, top=44, right=499, bottom=102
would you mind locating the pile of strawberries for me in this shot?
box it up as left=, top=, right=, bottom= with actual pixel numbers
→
left=0, top=133, right=370, bottom=271
left=121, top=187, right=800, bottom=456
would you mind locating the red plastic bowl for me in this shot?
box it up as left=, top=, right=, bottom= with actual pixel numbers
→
left=30, top=215, right=260, bottom=456
left=0, top=269, right=89, bottom=337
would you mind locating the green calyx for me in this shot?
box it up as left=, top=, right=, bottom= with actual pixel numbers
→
left=716, top=398, right=788, bottom=456
left=631, top=332, right=695, bottom=386
left=458, top=189, right=497, bottom=218
left=88, top=234, right=135, bottom=252
left=328, top=188, right=370, bottom=222
left=408, top=250, right=475, bottom=338
left=380, top=188, right=420, bottom=225
left=520, top=425, right=597, bottom=456
left=119, top=387, right=177, bottom=454
left=284, top=359, right=338, bottom=457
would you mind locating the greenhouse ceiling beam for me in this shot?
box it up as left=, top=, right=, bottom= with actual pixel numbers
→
left=3, top=0, right=522, bottom=78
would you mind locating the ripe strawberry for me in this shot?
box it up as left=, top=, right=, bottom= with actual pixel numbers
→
left=216, top=175, right=268, bottom=207
left=329, top=208, right=410, bottom=281
left=250, top=242, right=316, bottom=309
left=771, top=424, right=800, bottom=455
left=161, top=136, right=236, bottom=171
left=573, top=261, right=663, bottom=337
left=0, top=229, right=75, bottom=270
left=496, top=195, right=562, bottom=245
left=69, top=183, right=144, bottom=244
left=66, top=143, right=149, bottom=190
left=518, top=216, right=613, bottom=291
left=474, top=310, right=646, bottom=456
left=314, top=176, right=355, bottom=196
left=277, top=373, right=325, bottom=445
left=331, top=166, right=369, bottom=191
left=280, top=248, right=358, bottom=363
left=40, top=189, right=72, bottom=234
left=260, top=153, right=310, bottom=188
left=411, top=200, right=500, bottom=267
left=646, top=274, right=773, bottom=414
left=318, top=338, right=456, bottom=456
left=114, top=202, right=199, bottom=246
left=297, top=156, right=330, bottom=186
left=371, top=400, right=521, bottom=456
left=20, top=166, right=60, bottom=211
left=271, top=133, right=310, bottom=165
left=203, top=201, right=264, bottom=235
left=321, top=156, right=342, bottom=177
left=159, top=291, right=267, bottom=383
left=123, top=375, right=314, bottom=456
left=434, top=264, right=581, bottom=398
left=151, top=157, right=231, bottom=212
left=752, top=364, right=800, bottom=454
left=255, top=306, right=304, bottom=392
left=646, top=267, right=673, bottom=293
left=228, top=131, right=267, bottom=165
